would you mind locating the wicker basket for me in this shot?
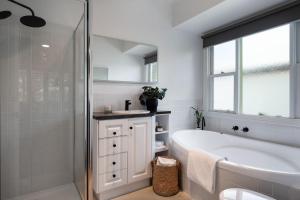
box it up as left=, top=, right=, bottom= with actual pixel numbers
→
left=151, top=157, right=181, bottom=197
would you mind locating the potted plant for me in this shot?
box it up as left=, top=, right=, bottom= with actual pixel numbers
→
left=139, top=86, right=167, bottom=112
left=191, top=107, right=203, bottom=129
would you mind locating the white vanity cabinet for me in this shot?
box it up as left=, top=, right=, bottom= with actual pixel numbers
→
left=128, top=118, right=152, bottom=183
left=93, top=117, right=153, bottom=194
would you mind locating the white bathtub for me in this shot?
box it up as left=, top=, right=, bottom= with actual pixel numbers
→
left=171, top=130, right=300, bottom=198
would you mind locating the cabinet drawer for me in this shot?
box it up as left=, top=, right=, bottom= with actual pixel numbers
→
left=99, top=153, right=127, bottom=174
left=99, top=120, right=128, bottom=139
left=99, top=136, right=128, bottom=157
left=98, top=169, right=127, bottom=192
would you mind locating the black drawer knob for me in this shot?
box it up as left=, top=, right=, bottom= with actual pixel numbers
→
left=112, top=161, right=116, bottom=165
left=113, top=132, right=117, bottom=135
left=112, top=174, right=116, bottom=178
left=113, top=144, right=117, bottom=148
left=129, top=127, right=133, bottom=130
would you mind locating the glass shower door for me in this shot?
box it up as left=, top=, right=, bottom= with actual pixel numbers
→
left=0, top=0, right=90, bottom=199
left=74, top=13, right=88, bottom=200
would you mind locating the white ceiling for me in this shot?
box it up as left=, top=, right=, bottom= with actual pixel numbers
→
left=172, top=0, right=224, bottom=26
left=172, top=0, right=291, bottom=36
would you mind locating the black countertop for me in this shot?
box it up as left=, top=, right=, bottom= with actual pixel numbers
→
left=93, top=110, right=171, bottom=120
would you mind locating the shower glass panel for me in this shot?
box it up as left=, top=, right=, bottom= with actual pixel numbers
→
left=0, top=0, right=89, bottom=200
left=74, top=14, right=87, bottom=200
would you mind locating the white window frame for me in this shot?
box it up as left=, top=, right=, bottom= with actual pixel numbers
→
left=204, top=22, right=300, bottom=120
left=290, top=22, right=297, bottom=118
left=208, top=40, right=237, bottom=113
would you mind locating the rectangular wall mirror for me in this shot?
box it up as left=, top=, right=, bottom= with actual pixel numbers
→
left=92, top=35, right=158, bottom=83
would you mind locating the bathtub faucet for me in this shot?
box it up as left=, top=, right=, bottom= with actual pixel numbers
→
left=125, top=100, right=131, bottom=111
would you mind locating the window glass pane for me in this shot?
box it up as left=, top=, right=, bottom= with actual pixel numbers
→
left=144, top=62, right=158, bottom=82
left=243, top=24, right=290, bottom=71
left=150, top=62, right=158, bottom=82
left=242, top=24, right=290, bottom=117
left=213, top=40, right=236, bottom=74
left=213, top=76, right=234, bottom=111
left=242, top=71, right=289, bottom=117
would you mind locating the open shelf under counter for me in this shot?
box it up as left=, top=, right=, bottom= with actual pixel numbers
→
left=155, top=130, right=169, bottom=135
left=153, top=111, right=171, bottom=157
left=155, top=146, right=169, bottom=153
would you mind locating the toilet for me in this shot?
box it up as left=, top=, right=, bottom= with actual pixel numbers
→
left=220, top=188, right=276, bottom=200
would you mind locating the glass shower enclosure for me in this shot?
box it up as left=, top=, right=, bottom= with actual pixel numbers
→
left=0, top=0, right=92, bottom=200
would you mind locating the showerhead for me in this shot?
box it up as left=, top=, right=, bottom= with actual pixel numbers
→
left=0, top=10, right=12, bottom=19
left=20, top=15, right=46, bottom=28
left=6, top=0, right=46, bottom=28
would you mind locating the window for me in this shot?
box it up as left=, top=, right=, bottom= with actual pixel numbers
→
left=213, top=76, right=234, bottom=111
left=211, top=40, right=236, bottom=111
left=213, top=41, right=236, bottom=74
left=145, top=62, right=158, bottom=82
left=208, top=24, right=292, bottom=117
left=242, top=25, right=290, bottom=117
left=144, top=53, right=158, bottom=82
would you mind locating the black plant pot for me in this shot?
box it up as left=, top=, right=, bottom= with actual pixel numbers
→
left=146, top=99, right=158, bottom=113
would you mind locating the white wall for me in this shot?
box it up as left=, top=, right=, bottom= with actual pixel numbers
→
left=92, top=0, right=203, bottom=133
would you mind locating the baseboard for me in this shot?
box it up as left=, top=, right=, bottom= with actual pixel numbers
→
left=95, top=179, right=151, bottom=200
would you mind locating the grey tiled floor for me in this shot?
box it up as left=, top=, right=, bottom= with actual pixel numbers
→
left=9, top=184, right=81, bottom=200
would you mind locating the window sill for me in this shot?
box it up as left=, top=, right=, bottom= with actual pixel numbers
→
left=204, top=111, right=300, bottom=128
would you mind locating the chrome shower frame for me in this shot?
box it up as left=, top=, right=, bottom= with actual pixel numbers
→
left=76, top=0, right=93, bottom=199
left=84, top=0, right=93, bottom=199
left=75, top=0, right=93, bottom=199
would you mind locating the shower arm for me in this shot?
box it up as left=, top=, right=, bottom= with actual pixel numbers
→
left=8, top=0, right=35, bottom=16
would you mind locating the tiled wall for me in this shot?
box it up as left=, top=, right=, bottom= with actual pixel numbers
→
left=0, top=16, right=74, bottom=199
left=204, top=113, right=300, bottom=148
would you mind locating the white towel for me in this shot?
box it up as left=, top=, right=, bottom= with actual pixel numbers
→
left=157, top=157, right=177, bottom=167
left=187, top=149, right=223, bottom=193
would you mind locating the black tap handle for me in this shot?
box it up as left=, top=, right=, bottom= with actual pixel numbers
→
left=242, top=127, right=249, bottom=132
left=232, top=126, right=239, bottom=131
left=125, top=100, right=131, bottom=104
